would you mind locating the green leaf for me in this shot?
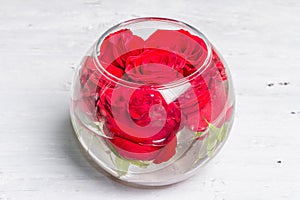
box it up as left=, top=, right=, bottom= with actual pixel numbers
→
left=114, top=156, right=150, bottom=177
left=105, top=140, right=150, bottom=176
left=193, top=123, right=230, bottom=164
left=130, top=160, right=150, bottom=168
left=194, top=131, right=204, bottom=139
left=206, top=124, right=219, bottom=155
left=193, top=139, right=209, bottom=165
left=208, top=123, right=220, bottom=135
left=115, top=156, right=130, bottom=177
left=207, top=148, right=216, bottom=157
left=217, top=123, right=228, bottom=142
left=207, top=138, right=218, bottom=152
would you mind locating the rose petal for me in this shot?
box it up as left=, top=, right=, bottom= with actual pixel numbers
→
left=99, top=29, right=144, bottom=71
left=153, top=135, right=177, bottom=164
left=145, top=29, right=208, bottom=75
left=107, top=136, right=161, bottom=161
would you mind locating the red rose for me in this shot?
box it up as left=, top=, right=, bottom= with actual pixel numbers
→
left=101, top=86, right=181, bottom=163
left=98, top=29, right=144, bottom=78
left=125, top=48, right=187, bottom=84
left=212, top=49, right=227, bottom=81
left=204, top=49, right=227, bottom=81
left=77, top=56, right=116, bottom=121
left=178, top=75, right=212, bottom=132
left=79, top=56, right=101, bottom=97
left=77, top=28, right=229, bottom=164
left=179, top=49, right=228, bottom=131
left=145, top=29, right=208, bottom=76
left=75, top=56, right=101, bottom=120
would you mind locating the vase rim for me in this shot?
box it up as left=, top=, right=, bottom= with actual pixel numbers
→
left=93, top=17, right=212, bottom=89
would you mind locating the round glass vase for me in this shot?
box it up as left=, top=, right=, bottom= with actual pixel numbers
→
left=70, top=17, right=235, bottom=186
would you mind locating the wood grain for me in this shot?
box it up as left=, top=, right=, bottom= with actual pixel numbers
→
left=0, top=0, right=299, bottom=199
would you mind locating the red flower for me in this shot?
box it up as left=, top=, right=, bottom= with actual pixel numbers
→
left=98, top=29, right=144, bottom=78
left=179, top=49, right=228, bottom=132
left=75, top=56, right=101, bottom=120
left=77, top=28, right=229, bottom=163
left=125, top=48, right=186, bottom=84
left=145, top=29, right=208, bottom=76
left=179, top=75, right=212, bottom=132
left=205, top=49, right=227, bottom=81
left=101, top=86, right=181, bottom=163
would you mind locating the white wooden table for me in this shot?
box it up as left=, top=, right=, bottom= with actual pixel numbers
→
left=0, top=0, right=299, bottom=199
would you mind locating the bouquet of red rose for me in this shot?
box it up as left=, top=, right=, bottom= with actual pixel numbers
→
left=71, top=18, right=234, bottom=185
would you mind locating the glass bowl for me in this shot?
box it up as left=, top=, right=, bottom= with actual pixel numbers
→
left=70, top=17, right=235, bottom=186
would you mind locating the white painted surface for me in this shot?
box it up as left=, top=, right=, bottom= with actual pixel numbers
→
left=0, top=0, right=300, bottom=199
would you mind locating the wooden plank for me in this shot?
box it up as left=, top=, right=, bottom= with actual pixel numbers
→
left=0, top=0, right=299, bottom=199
